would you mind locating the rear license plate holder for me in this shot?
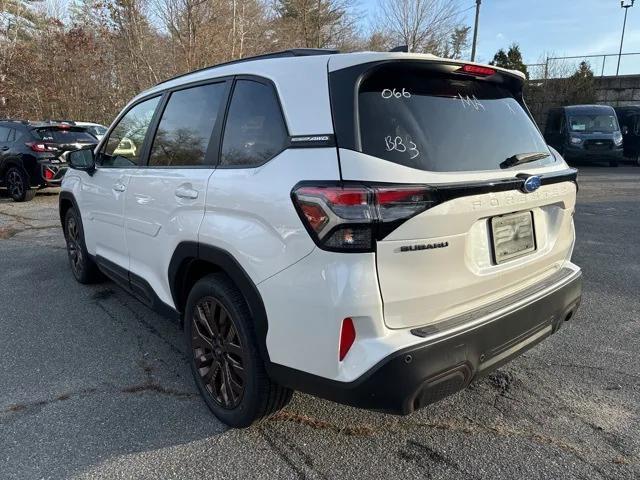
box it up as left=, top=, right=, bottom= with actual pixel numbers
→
left=490, top=211, right=536, bottom=264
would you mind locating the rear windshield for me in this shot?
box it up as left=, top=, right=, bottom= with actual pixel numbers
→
left=358, top=66, right=553, bottom=172
left=568, top=114, right=618, bottom=133
left=34, top=128, right=97, bottom=143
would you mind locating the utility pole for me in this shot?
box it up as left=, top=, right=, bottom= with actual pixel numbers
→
left=617, top=0, right=635, bottom=76
left=471, top=0, right=482, bottom=62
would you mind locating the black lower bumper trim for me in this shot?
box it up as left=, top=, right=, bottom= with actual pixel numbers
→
left=268, top=270, right=582, bottom=415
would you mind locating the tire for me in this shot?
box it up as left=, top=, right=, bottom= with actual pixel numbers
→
left=5, top=166, right=36, bottom=202
left=64, top=208, right=102, bottom=284
left=185, top=273, right=292, bottom=428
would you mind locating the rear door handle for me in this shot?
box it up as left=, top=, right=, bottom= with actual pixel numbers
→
left=112, top=183, right=126, bottom=192
left=175, top=186, right=198, bottom=200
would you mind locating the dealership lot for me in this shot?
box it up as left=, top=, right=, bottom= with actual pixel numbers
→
left=0, top=167, right=638, bottom=479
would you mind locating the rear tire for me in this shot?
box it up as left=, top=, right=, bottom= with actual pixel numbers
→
left=185, top=273, right=292, bottom=428
left=64, top=208, right=102, bottom=284
left=5, top=167, right=36, bottom=202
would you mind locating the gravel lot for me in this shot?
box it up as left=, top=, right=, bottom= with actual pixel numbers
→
left=0, top=167, right=638, bottom=480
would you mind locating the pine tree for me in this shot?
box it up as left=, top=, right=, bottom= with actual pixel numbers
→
left=566, top=61, right=596, bottom=104
left=490, top=43, right=529, bottom=79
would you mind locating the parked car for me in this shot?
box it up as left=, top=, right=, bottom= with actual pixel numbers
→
left=614, top=105, right=640, bottom=165
left=60, top=49, right=582, bottom=428
left=74, top=121, right=109, bottom=141
left=0, top=120, right=98, bottom=201
left=544, top=105, right=624, bottom=167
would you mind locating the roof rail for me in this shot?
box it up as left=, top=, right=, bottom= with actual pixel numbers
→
left=0, top=118, right=30, bottom=124
left=155, top=48, right=340, bottom=87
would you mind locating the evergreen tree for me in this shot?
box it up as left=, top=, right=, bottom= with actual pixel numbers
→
left=446, top=25, right=470, bottom=59
left=490, top=43, right=529, bottom=78
left=566, top=61, right=596, bottom=105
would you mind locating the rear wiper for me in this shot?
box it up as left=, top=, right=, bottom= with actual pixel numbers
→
left=500, top=152, right=550, bottom=169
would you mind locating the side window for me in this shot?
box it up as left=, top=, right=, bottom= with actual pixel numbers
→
left=0, top=126, right=9, bottom=142
left=149, top=82, right=226, bottom=167
left=6, top=129, right=15, bottom=142
left=545, top=111, right=559, bottom=135
left=220, top=80, right=288, bottom=167
left=100, top=96, right=160, bottom=167
left=633, top=115, right=640, bottom=135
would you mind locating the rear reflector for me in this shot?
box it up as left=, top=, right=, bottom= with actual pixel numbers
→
left=459, top=64, right=496, bottom=76
left=292, top=183, right=438, bottom=252
left=339, top=318, right=356, bottom=361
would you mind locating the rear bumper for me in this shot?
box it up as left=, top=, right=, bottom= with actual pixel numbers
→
left=269, top=267, right=582, bottom=414
left=39, top=164, right=67, bottom=187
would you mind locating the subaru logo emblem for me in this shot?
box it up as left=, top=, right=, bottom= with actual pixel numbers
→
left=521, top=175, right=542, bottom=193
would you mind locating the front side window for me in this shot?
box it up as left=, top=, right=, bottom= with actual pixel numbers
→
left=358, top=64, right=553, bottom=172
left=149, top=82, right=225, bottom=167
left=568, top=114, right=619, bottom=133
left=101, top=96, right=160, bottom=167
left=220, top=80, right=288, bottom=167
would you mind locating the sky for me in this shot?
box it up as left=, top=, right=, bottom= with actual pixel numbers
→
left=360, top=0, right=640, bottom=76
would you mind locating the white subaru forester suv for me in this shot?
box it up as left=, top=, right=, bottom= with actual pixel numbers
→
left=60, top=49, right=582, bottom=428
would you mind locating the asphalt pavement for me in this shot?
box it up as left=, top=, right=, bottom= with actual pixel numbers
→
left=0, top=167, right=638, bottom=479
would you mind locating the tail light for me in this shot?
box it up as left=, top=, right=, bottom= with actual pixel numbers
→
left=291, top=183, right=438, bottom=252
left=26, top=142, right=56, bottom=153
left=458, top=64, right=496, bottom=76
left=43, top=167, right=55, bottom=180
left=26, top=142, right=48, bottom=152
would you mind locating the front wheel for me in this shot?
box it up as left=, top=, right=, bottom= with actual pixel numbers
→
left=185, top=273, right=292, bottom=428
left=5, top=167, right=36, bottom=202
left=64, top=208, right=102, bottom=284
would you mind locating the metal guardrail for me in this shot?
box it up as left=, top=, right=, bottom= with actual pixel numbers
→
left=526, top=52, right=640, bottom=80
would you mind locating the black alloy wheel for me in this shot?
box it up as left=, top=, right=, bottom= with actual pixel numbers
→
left=63, top=208, right=101, bottom=284
left=65, top=213, right=84, bottom=279
left=6, top=167, right=35, bottom=202
left=191, top=296, right=246, bottom=409
left=185, top=273, right=292, bottom=428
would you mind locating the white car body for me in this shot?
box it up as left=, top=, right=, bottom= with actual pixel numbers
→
left=74, top=121, right=108, bottom=141
left=60, top=50, right=582, bottom=418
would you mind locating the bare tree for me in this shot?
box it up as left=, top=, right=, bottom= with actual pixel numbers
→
left=374, top=0, right=463, bottom=54
left=270, top=0, right=359, bottom=50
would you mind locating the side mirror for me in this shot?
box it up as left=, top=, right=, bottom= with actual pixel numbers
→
left=64, top=147, right=96, bottom=175
left=622, top=125, right=629, bottom=135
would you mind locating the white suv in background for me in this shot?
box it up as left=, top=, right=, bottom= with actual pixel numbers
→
left=60, top=49, right=583, bottom=428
